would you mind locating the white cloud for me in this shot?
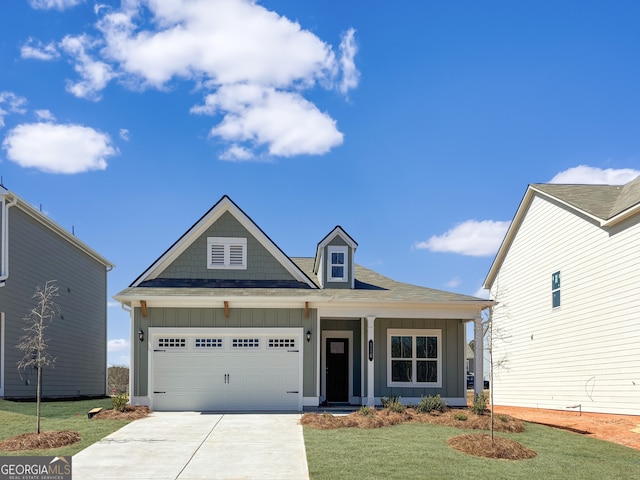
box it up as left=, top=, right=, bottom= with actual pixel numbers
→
left=220, top=144, right=255, bottom=162
left=445, top=277, right=461, bottom=288
left=108, top=338, right=130, bottom=352
left=338, top=28, right=360, bottom=95
left=2, top=122, right=117, bottom=174
left=29, top=0, right=84, bottom=10
left=0, top=92, right=27, bottom=127
left=107, top=338, right=129, bottom=352
left=119, top=128, right=130, bottom=141
left=550, top=165, right=640, bottom=185
left=473, top=287, right=490, bottom=299
left=35, top=109, right=55, bottom=121
left=21, top=38, right=60, bottom=60
left=416, top=220, right=510, bottom=257
left=60, top=34, right=115, bottom=101
left=31, top=0, right=356, bottom=159
left=194, top=85, right=343, bottom=157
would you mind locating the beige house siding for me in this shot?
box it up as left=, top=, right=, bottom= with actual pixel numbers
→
left=490, top=194, right=640, bottom=415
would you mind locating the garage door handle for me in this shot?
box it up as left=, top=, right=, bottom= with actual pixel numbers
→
left=154, top=349, right=166, bottom=352
left=286, top=391, right=299, bottom=394
left=288, top=350, right=299, bottom=352
left=154, top=391, right=166, bottom=394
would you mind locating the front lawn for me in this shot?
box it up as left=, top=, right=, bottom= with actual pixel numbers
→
left=0, top=398, right=131, bottom=456
left=304, top=421, right=640, bottom=480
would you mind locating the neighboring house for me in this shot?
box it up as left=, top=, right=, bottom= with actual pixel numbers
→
left=0, top=186, right=113, bottom=398
left=484, top=176, right=640, bottom=415
left=115, top=196, right=490, bottom=411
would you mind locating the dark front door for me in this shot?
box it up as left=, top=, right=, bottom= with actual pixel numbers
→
left=326, top=338, right=349, bottom=403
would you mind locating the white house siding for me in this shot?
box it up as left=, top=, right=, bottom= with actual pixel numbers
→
left=490, top=194, right=640, bottom=415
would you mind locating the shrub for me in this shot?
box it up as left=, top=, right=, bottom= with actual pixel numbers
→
left=111, top=392, right=129, bottom=412
left=470, top=392, right=488, bottom=415
left=381, top=396, right=406, bottom=413
left=415, top=394, right=447, bottom=414
left=359, top=406, right=375, bottom=417
left=453, top=412, right=468, bottom=421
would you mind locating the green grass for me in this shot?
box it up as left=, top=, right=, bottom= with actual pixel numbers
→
left=304, top=422, right=640, bottom=480
left=0, top=398, right=131, bottom=456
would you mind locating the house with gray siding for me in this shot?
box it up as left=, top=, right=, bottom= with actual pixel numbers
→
left=484, top=175, right=640, bottom=415
left=0, top=186, right=113, bottom=398
left=115, top=195, right=490, bottom=411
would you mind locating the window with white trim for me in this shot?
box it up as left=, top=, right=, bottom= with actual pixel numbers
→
left=207, top=237, right=247, bottom=269
left=387, top=329, right=441, bottom=387
left=552, top=271, right=561, bottom=308
left=327, top=246, right=348, bottom=282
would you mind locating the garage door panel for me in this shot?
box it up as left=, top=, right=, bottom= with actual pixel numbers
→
left=151, top=329, right=301, bottom=411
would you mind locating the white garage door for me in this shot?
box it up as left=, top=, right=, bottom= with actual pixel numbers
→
left=150, top=328, right=302, bottom=411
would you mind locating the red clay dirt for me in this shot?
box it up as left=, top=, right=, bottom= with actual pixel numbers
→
left=492, top=405, right=640, bottom=451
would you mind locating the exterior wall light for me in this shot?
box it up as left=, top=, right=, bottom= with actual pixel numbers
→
left=138, top=329, right=145, bottom=342
left=306, top=330, right=311, bottom=342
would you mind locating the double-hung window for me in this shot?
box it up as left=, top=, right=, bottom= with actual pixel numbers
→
left=207, top=237, right=247, bottom=269
left=327, top=246, right=348, bottom=282
left=552, top=271, right=561, bottom=308
left=387, top=329, right=441, bottom=387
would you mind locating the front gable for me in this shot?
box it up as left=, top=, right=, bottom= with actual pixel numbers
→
left=132, top=196, right=316, bottom=288
left=313, top=226, right=358, bottom=289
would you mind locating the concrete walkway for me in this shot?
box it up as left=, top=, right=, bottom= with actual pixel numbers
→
left=72, top=412, right=310, bottom=480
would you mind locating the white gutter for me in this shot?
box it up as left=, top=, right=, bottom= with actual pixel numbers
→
left=0, top=191, right=18, bottom=286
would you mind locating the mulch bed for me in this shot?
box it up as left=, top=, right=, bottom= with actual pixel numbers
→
left=93, top=405, right=151, bottom=420
left=448, top=434, right=537, bottom=460
left=301, top=408, right=525, bottom=433
left=0, top=431, right=81, bottom=451
left=0, top=406, right=150, bottom=452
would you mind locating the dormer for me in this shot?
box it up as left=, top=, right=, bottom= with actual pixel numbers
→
left=313, top=226, right=358, bottom=289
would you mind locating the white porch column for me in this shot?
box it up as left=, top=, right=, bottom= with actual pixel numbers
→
left=473, top=316, right=484, bottom=397
left=366, top=316, right=376, bottom=407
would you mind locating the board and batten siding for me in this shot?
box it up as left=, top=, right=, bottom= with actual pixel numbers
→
left=133, top=306, right=317, bottom=398
left=373, top=318, right=465, bottom=400
left=490, top=194, right=640, bottom=415
left=0, top=207, right=107, bottom=398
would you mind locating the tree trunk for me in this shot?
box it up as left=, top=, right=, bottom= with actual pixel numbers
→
left=36, top=366, right=42, bottom=434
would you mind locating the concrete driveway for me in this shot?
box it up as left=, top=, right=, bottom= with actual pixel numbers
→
left=72, top=412, right=309, bottom=480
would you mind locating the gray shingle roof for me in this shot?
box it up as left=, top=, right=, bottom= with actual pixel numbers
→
left=115, top=257, right=485, bottom=304
left=532, top=175, right=640, bottom=220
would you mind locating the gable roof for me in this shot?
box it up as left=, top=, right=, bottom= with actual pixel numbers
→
left=0, top=186, right=113, bottom=269
left=484, top=175, right=640, bottom=289
left=313, top=226, right=358, bottom=274
left=130, top=195, right=317, bottom=288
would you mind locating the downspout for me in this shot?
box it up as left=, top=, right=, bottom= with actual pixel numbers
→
left=0, top=192, right=18, bottom=287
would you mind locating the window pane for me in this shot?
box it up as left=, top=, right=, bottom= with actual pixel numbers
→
left=417, top=361, right=438, bottom=382
left=552, top=271, right=560, bottom=290
left=392, top=360, right=412, bottom=382
left=552, top=290, right=561, bottom=308
left=331, top=252, right=344, bottom=265
left=401, top=336, right=412, bottom=358
left=331, top=266, right=344, bottom=278
left=427, top=337, right=438, bottom=358
left=391, top=336, right=401, bottom=358
left=416, top=336, right=426, bottom=358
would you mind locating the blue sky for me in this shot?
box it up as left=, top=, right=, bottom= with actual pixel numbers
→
left=1, top=0, right=639, bottom=366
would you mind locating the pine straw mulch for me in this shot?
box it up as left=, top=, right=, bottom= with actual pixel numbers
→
left=448, top=434, right=537, bottom=460
left=93, top=405, right=151, bottom=420
left=0, top=431, right=81, bottom=451
left=302, top=409, right=534, bottom=460
left=0, top=406, right=150, bottom=452
left=301, top=408, right=525, bottom=433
